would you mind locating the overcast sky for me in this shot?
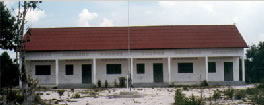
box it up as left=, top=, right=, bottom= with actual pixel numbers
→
left=1, top=1, right=264, bottom=58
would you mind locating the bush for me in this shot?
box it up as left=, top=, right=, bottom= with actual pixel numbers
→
left=71, top=88, right=74, bottom=93
left=246, top=88, right=259, bottom=95
left=183, top=87, right=189, bottom=91
left=105, top=80, right=108, bottom=88
left=72, top=93, right=81, bottom=98
left=224, top=87, right=234, bottom=99
left=212, top=89, right=221, bottom=101
left=185, top=95, right=203, bottom=105
left=174, top=89, right=203, bottom=105
left=200, top=80, right=208, bottom=87
left=6, top=91, right=17, bottom=103
left=34, top=94, right=46, bottom=104
left=16, top=94, right=24, bottom=104
left=235, top=90, right=246, bottom=100
left=57, top=90, right=65, bottom=99
left=119, top=77, right=126, bottom=88
left=98, top=80, right=101, bottom=88
left=174, top=89, right=185, bottom=105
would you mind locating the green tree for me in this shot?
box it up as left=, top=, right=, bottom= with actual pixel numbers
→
left=246, top=41, right=264, bottom=83
left=0, top=52, right=19, bottom=88
left=0, top=2, right=18, bottom=50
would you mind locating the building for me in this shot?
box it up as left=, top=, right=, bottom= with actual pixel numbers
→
left=24, top=25, right=247, bottom=88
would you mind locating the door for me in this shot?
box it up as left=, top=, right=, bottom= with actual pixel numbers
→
left=224, top=62, right=233, bottom=81
left=82, top=64, right=92, bottom=83
left=153, top=63, right=163, bottom=83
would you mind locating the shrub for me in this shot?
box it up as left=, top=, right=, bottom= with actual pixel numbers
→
left=212, top=89, right=221, bottom=101
left=258, top=80, right=264, bottom=89
left=174, top=89, right=185, bottom=105
left=72, top=93, right=81, bottom=98
left=119, top=77, right=126, bottom=88
left=235, top=90, right=246, bottom=100
left=6, top=91, right=17, bottom=103
left=185, top=94, right=203, bottom=105
left=71, top=88, right=75, bottom=93
left=183, top=87, right=189, bottom=91
left=98, top=80, right=101, bottom=88
left=224, top=87, right=234, bottom=99
left=34, top=94, right=46, bottom=104
left=201, top=80, right=208, bottom=87
left=15, top=94, right=24, bottom=104
left=246, top=88, right=259, bottom=95
left=105, top=80, right=108, bottom=88
left=57, top=90, right=65, bottom=99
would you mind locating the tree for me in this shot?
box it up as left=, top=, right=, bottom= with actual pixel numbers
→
left=0, top=52, right=19, bottom=88
left=245, top=41, right=264, bottom=83
left=0, top=2, right=19, bottom=50
left=0, top=1, right=42, bottom=104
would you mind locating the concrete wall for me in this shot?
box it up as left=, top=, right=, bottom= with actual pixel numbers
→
left=96, top=59, right=129, bottom=84
left=133, top=58, right=169, bottom=83
left=27, top=57, right=240, bottom=85
left=29, top=61, right=56, bottom=85
left=25, top=48, right=243, bottom=86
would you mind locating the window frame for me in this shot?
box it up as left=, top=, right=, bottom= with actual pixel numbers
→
left=35, top=65, right=51, bottom=75
left=208, top=62, right=216, bottom=73
left=136, top=64, right=145, bottom=74
left=178, top=63, right=193, bottom=73
left=65, top=64, right=74, bottom=75
left=106, top=64, right=122, bottom=74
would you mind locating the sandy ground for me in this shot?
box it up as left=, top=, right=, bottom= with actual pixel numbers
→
left=38, top=84, right=255, bottom=105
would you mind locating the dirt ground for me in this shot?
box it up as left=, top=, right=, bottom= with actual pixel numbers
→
left=38, top=84, right=255, bottom=105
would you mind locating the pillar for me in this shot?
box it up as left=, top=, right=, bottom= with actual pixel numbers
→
left=205, top=56, right=208, bottom=81
left=55, top=59, right=59, bottom=86
left=168, top=57, right=171, bottom=84
left=130, top=58, right=133, bottom=84
left=242, top=56, right=245, bottom=81
left=93, top=58, right=97, bottom=84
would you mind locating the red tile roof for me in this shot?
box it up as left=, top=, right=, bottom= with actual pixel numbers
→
left=24, top=25, right=247, bottom=51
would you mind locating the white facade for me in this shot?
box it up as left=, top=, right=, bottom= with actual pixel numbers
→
left=25, top=48, right=245, bottom=87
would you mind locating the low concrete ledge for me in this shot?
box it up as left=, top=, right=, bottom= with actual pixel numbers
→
left=208, top=81, right=246, bottom=86
left=133, top=83, right=169, bottom=87
left=58, top=83, right=94, bottom=89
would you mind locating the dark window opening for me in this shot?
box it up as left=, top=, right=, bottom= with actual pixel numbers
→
left=178, top=63, right=193, bottom=73
left=35, top=65, right=51, bottom=75
left=208, top=62, right=216, bottom=73
left=137, top=64, right=145, bottom=74
left=65, top=64, right=74, bottom=75
left=107, top=64, right=121, bottom=74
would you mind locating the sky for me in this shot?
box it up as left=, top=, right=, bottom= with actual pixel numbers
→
left=1, top=1, right=264, bottom=59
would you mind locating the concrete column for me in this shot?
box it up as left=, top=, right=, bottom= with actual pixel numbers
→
left=93, top=58, right=97, bottom=84
left=55, top=59, right=59, bottom=86
left=168, top=57, right=171, bottom=84
left=205, top=56, right=208, bottom=81
left=242, top=56, right=245, bottom=81
left=130, top=58, right=133, bottom=84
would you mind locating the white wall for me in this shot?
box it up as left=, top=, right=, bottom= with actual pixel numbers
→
left=96, top=59, right=129, bottom=84
left=29, top=61, right=56, bottom=85
left=133, top=58, right=169, bottom=83
left=26, top=48, right=242, bottom=85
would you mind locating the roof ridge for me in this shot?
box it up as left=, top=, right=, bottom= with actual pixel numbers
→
left=30, top=24, right=236, bottom=29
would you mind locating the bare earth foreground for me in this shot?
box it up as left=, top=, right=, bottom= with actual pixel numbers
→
left=38, top=84, right=255, bottom=105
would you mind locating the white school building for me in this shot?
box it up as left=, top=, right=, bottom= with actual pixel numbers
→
left=24, top=25, right=247, bottom=88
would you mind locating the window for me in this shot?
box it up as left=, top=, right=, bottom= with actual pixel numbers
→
left=137, top=64, right=145, bottom=74
left=178, top=63, right=193, bottom=73
left=65, top=64, right=74, bottom=75
left=208, top=62, right=216, bottom=73
left=35, top=65, right=51, bottom=75
left=107, top=64, right=121, bottom=74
